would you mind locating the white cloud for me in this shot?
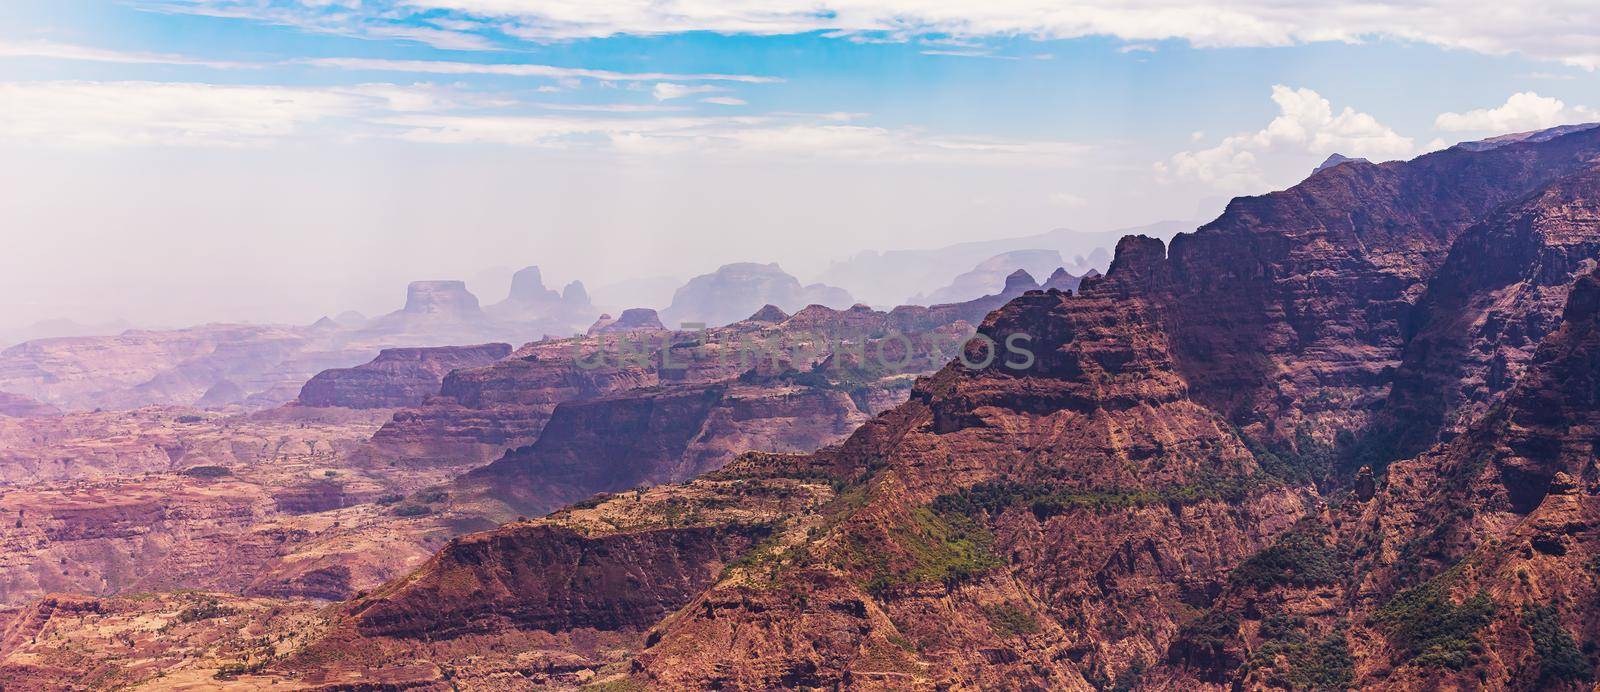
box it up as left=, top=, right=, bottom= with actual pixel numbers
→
left=381, top=113, right=1090, bottom=164
left=701, top=96, right=748, bottom=106
left=651, top=82, right=724, bottom=101
left=301, top=57, right=781, bottom=83
left=1156, top=85, right=1414, bottom=190
left=0, top=39, right=255, bottom=69
left=0, top=77, right=1082, bottom=164
left=919, top=49, right=1018, bottom=59
left=1434, top=92, right=1599, bottom=133
left=150, top=1, right=1600, bottom=70
left=0, top=81, right=363, bottom=146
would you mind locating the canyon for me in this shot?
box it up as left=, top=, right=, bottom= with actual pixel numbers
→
left=3, top=125, right=1600, bottom=690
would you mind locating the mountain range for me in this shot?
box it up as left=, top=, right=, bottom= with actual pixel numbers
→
left=1, top=125, right=1598, bottom=690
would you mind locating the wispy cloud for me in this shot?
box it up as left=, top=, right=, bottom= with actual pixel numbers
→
left=0, top=80, right=361, bottom=146
left=1435, top=92, right=1599, bottom=132
left=701, top=96, right=748, bottom=106
left=0, top=78, right=1088, bottom=166
left=919, top=49, right=1018, bottom=60
left=652, top=83, right=725, bottom=100
left=0, top=39, right=257, bottom=69
left=138, top=1, right=1600, bottom=70
left=302, top=57, right=780, bottom=84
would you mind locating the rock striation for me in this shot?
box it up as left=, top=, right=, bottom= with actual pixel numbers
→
left=283, top=123, right=1600, bottom=690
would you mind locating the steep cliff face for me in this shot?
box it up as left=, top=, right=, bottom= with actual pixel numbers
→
left=628, top=241, right=1317, bottom=688
left=368, top=299, right=979, bottom=470
left=281, top=472, right=831, bottom=688
left=1160, top=129, right=1600, bottom=443
left=1162, top=268, right=1600, bottom=690
left=1376, top=165, right=1600, bottom=459
left=294, top=343, right=511, bottom=409
left=461, top=382, right=871, bottom=517
left=366, top=339, right=662, bottom=467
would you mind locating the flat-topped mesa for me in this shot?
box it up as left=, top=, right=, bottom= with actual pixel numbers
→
left=296, top=343, right=512, bottom=409
left=588, top=308, right=667, bottom=335
left=401, top=280, right=483, bottom=318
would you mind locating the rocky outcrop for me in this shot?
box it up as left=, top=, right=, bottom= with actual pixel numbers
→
left=659, top=262, right=855, bottom=328
left=295, top=343, right=511, bottom=409
left=487, top=266, right=600, bottom=336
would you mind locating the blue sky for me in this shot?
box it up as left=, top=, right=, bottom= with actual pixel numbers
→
left=2, top=0, right=1598, bottom=327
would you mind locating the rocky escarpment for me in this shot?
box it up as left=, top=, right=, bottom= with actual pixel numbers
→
left=343, top=125, right=1600, bottom=689
left=1373, top=164, right=1600, bottom=460
left=16, top=126, right=1600, bottom=690
left=281, top=472, right=831, bottom=687
left=294, top=343, right=511, bottom=409
left=1155, top=127, right=1600, bottom=446
left=462, top=382, right=870, bottom=517
left=368, top=297, right=987, bottom=470
left=628, top=243, right=1316, bottom=688
left=366, top=338, right=661, bottom=468
left=1160, top=267, right=1600, bottom=690
left=348, top=524, right=762, bottom=639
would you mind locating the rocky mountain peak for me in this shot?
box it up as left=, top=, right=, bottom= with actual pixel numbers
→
left=505, top=266, right=557, bottom=304
left=1002, top=269, right=1038, bottom=294
left=561, top=280, right=590, bottom=308
left=1312, top=152, right=1369, bottom=174
left=743, top=304, right=790, bottom=323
